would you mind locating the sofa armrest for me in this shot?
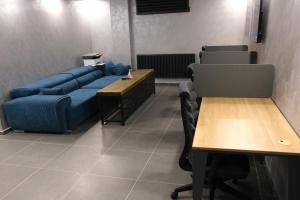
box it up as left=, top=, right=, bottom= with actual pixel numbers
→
left=3, top=95, right=71, bottom=133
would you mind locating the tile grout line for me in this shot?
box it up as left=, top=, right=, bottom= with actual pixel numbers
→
left=58, top=85, right=168, bottom=200
left=0, top=141, right=37, bottom=165
left=124, top=108, right=179, bottom=200
left=0, top=142, right=76, bottom=200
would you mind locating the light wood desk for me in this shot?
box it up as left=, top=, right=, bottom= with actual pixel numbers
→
left=192, top=97, right=300, bottom=200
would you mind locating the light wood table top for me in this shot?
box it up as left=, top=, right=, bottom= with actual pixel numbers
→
left=193, top=97, right=300, bottom=156
left=97, top=69, right=154, bottom=96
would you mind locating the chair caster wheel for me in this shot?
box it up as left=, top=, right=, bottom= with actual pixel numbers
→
left=171, top=192, right=178, bottom=199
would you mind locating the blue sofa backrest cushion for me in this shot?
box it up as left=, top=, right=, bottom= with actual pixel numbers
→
left=76, top=73, right=96, bottom=87
left=10, top=73, right=74, bottom=99
left=104, top=61, right=114, bottom=76
left=91, top=70, right=103, bottom=79
left=112, top=64, right=129, bottom=76
left=60, top=66, right=97, bottom=78
left=55, top=79, right=79, bottom=94
left=40, top=88, right=64, bottom=95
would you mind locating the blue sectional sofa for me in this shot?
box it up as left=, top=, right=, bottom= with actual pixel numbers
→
left=4, top=65, right=128, bottom=133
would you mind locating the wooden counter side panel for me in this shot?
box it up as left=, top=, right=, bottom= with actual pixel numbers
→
left=193, top=98, right=300, bottom=156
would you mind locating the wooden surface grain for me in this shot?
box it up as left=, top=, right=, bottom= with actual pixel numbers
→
left=193, top=97, right=300, bottom=155
left=97, top=69, right=154, bottom=96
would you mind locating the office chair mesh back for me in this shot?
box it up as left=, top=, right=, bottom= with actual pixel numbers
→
left=178, top=82, right=199, bottom=171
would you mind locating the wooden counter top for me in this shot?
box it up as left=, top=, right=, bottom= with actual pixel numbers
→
left=97, top=69, right=154, bottom=96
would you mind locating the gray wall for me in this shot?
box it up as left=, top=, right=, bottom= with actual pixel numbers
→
left=89, top=0, right=113, bottom=61
left=110, top=0, right=132, bottom=65
left=0, top=0, right=93, bottom=129
left=130, top=0, right=248, bottom=64
left=246, top=0, right=300, bottom=199
left=99, top=0, right=249, bottom=66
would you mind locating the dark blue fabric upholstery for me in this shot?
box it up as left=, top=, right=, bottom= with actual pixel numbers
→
left=104, top=61, right=114, bottom=75
left=40, top=88, right=63, bottom=95
left=76, top=73, right=96, bottom=87
left=67, top=89, right=98, bottom=129
left=60, top=66, right=97, bottom=78
left=91, top=70, right=103, bottom=79
left=5, top=66, right=123, bottom=133
left=3, top=95, right=71, bottom=132
left=55, top=80, right=79, bottom=94
left=81, top=76, right=122, bottom=89
left=112, top=64, right=129, bottom=75
left=11, top=73, right=73, bottom=98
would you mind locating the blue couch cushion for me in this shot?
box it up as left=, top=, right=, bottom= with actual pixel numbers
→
left=91, top=70, right=103, bottom=79
left=11, top=88, right=40, bottom=99
left=11, top=73, right=74, bottom=99
left=55, top=80, right=79, bottom=94
left=81, top=76, right=122, bottom=89
left=4, top=95, right=71, bottom=132
left=40, top=88, right=63, bottom=95
left=104, top=61, right=114, bottom=76
left=76, top=73, right=96, bottom=87
left=67, top=89, right=98, bottom=129
left=112, top=63, right=129, bottom=75
left=60, top=66, right=98, bottom=78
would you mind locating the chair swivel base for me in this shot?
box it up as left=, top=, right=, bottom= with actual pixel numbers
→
left=171, top=183, right=192, bottom=199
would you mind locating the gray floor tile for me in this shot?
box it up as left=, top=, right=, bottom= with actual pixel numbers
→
left=140, top=153, right=191, bottom=185
left=0, top=140, right=32, bottom=163
left=72, top=127, right=123, bottom=150
left=37, top=133, right=81, bottom=145
left=127, top=181, right=192, bottom=200
left=5, top=143, right=68, bottom=168
left=45, top=146, right=101, bottom=173
left=90, top=149, right=150, bottom=179
left=63, top=175, right=134, bottom=200
left=155, top=132, right=184, bottom=154
left=0, top=132, right=43, bottom=141
left=129, top=116, right=172, bottom=132
left=2, top=169, right=79, bottom=200
left=167, top=119, right=184, bottom=135
left=0, top=164, right=36, bottom=198
left=111, top=131, right=161, bottom=152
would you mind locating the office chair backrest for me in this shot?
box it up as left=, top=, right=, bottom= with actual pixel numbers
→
left=187, top=63, right=197, bottom=81
left=178, top=81, right=199, bottom=171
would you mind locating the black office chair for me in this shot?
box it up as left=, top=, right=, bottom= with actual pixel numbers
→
left=187, top=63, right=196, bottom=82
left=172, top=82, right=251, bottom=200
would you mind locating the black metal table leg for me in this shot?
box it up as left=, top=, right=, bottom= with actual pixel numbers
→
left=192, top=150, right=208, bottom=200
left=288, top=156, right=300, bottom=200
left=120, top=97, right=125, bottom=126
left=100, top=96, right=105, bottom=125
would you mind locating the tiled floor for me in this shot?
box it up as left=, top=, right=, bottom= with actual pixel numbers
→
left=0, top=85, right=278, bottom=200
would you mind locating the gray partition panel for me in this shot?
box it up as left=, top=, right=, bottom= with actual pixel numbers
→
left=194, top=64, right=274, bottom=98
left=202, top=45, right=248, bottom=51
left=200, top=51, right=257, bottom=64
